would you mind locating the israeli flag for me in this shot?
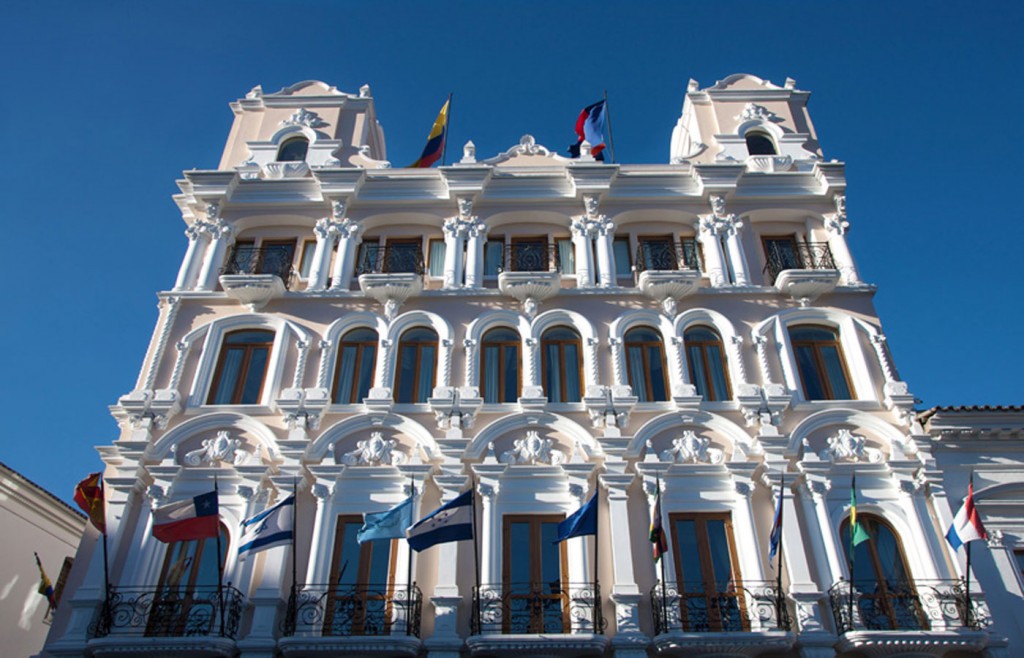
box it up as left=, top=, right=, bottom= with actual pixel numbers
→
left=406, top=490, right=473, bottom=552
left=358, top=496, right=414, bottom=544
left=239, top=495, right=294, bottom=558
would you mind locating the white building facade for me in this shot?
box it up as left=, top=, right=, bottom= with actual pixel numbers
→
left=43, top=75, right=1019, bottom=657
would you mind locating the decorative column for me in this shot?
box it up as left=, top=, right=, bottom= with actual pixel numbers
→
left=695, top=215, right=728, bottom=287
left=824, top=194, right=862, bottom=285
left=307, top=216, right=340, bottom=291
left=464, top=220, right=487, bottom=288
left=424, top=470, right=470, bottom=658
left=328, top=201, right=363, bottom=291
left=570, top=218, right=596, bottom=287
left=602, top=471, right=647, bottom=657
left=173, top=223, right=210, bottom=291
left=195, top=204, right=234, bottom=291
left=304, top=481, right=335, bottom=584
left=442, top=217, right=466, bottom=289
left=586, top=196, right=616, bottom=287
left=710, top=195, right=751, bottom=286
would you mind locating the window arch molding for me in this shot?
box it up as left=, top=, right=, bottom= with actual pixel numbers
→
left=787, top=409, right=914, bottom=461
left=269, top=124, right=322, bottom=151
left=625, top=410, right=753, bottom=461
left=608, top=311, right=677, bottom=399
left=320, top=312, right=389, bottom=392
left=307, top=412, right=440, bottom=464
left=383, top=310, right=454, bottom=398
left=464, top=311, right=530, bottom=391
left=673, top=309, right=746, bottom=397
left=752, top=309, right=877, bottom=404
left=528, top=310, right=599, bottom=398
left=183, top=314, right=314, bottom=408
left=148, top=411, right=281, bottom=465
left=831, top=501, right=938, bottom=582
left=466, top=411, right=600, bottom=462
left=735, top=119, right=785, bottom=145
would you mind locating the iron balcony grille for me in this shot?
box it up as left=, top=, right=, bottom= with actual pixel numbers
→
left=651, top=581, right=791, bottom=635
left=357, top=244, right=425, bottom=275
left=762, top=241, right=836, bottom=284
left=222, top=244, right=295, bottom=288
left=282, top=583, right=422, bottom=638
left=635, top=240, right=702, bottom=274
left=828, top=579, right=988, bottom=633
left=471, top=582, right=605, bottom=635
left=503, top=242, right=560, bottom=273
left=89, top=585, right=244, bottom=639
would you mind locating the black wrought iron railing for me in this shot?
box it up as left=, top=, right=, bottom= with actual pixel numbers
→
left=222, top=245, right=295, bottom=287
left=635, top=240, right=702, bottom=274
left=471, top=582, right=604, bottom=635
left=282, top=583, right=422, bottom=638
left=357, top=244, right=425, bottom=275
left=762, top=242, right=835, bottom=283
left=503, top=242, right=560, bottom=273
left=89, top=585, right=244, bottom=639
left=828, top=579, right=988, bottom=633
left=651, top=581, right=790, bottom=635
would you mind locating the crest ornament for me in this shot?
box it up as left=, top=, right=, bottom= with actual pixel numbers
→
left=341, top=432, right=407, bottom=466
left=183, top=431, right=251, bottom=466
left=499, top=431, right=566, bottom=466
left=819, top=429, right=883, bottom=463
left=658, top=430, right=725, bottom=464
left=281, top=107, right=328, bottom=129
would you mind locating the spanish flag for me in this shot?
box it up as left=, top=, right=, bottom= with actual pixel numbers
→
left=74, top=472, right=106, bottom=534
left=409, top=98, right=450, bottom=168
left=34, top=552, right=57, bottom=610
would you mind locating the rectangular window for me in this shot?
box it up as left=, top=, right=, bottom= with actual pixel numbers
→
left=669, top=512, right=747, bottom=632
left=484, top=238, right=504, bottom=276
left=427, top=239, right=447, bottom=277
left=259, top=239, right=297, bottom=278
left=502, top=515, right=568, bottom=634
left=556, top=238, right=575, bottom=275
left=325, top=516, right=396, bottom=636
left=299, top=240, right=317, bottom=279
left=613, top=237, right=632, bottom=279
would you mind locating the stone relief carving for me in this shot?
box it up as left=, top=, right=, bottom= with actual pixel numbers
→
left=281, top=107, right=328, bottom=129
left=735, top=103, right=779, bottom=123
left=818, top=428, right=883, bottom=464
left=498, top=430, right=566, bottom=466
left=183, top=431, right=251, bottom=466
left=341, top=431, right=407, bottom=466
left=658, top=430, right=725, bottom=464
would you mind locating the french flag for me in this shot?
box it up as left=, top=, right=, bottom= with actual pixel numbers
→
left=945, top=482, right=987, bottom=552
left=152, top=491, right=220, bottom=543
left=568, top=100, right=607, bottom=161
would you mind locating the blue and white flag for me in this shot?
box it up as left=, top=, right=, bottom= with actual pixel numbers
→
left=406, top=490, right=473, bottom=552
left=358, top=496, right=414, bottom=544
left=238, top=495, right=294, bottom=559
left=768, top=478, right=784, bottom=561
left=555, top=492, right=598, bottom=543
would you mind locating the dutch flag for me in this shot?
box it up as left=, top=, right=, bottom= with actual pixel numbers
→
left=945, top=481, right=987, bottom=552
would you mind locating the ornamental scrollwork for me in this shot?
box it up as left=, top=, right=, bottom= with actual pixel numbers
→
left=499, top=431, right=566, bottom=466
left=281, top=107, right=328, bottom=129
left=340, top=431, right=407, bottom=466
left=818, top=428, right=883, bottom=464
left=183, top=431, right=252, bottom=467
left=735, top=103, right=778, bottom=123
left=658, top=430, right=725, bottom=465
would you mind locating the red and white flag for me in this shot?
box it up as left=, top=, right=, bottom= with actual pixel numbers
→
left=945, top=481, right=987, bottom=552
left=152, top=491, right=219, bottom=543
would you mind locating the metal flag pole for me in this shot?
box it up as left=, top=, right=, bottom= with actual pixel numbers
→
left=777, top=474, right=785, bottom=629
left=405, top=475, right=415, bottom=635
left=593, top=479, right=601, bottom=632
left=965, top=471, right=974, bottom=626
left=99, top=474, right=111, bottom=618
left=290, top=476, right=299, bottom=633
left=214, top=475, right=225, bottom=637
left=441, top=93, right=453, bottom=167
left=470, top=475, right=481, bottom=630
left=848, top=473, right=855, bottom=630
left=656, top=475, right=668, bottom=630
left=602, top=90, right=617, bottom=164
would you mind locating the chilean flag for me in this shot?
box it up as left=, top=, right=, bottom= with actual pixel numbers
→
left=568, top=100, right=607, bottom=161
left=945, top=482, right=987, bottom=552
left=152, top=491, right=220, bottom=543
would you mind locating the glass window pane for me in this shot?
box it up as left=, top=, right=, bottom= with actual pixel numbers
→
left=706, top=345, right=729, bottom=401
left=539, top=522, right=562, bottom=590
left=299, top=241, right=316, bottom=278
left=367, top=542, right=392, bottom=584
left=509, top=522, right=531, bottom=583
left=396, top=345, right=417, bottom=403
left=502, top=345, right=518, bottom=402
left=688, top=345, right=708, bottom=399
left=820, top=346, right=852, bottom=399
left=239, top=347, right=269, bottom=403
left=335, top=522, right=362, bottom=586
left=648, top=345, right=668, bottom=401
left=613, top=238, right=632, bottom=277
left=794, top=345, right=827, bottom=400
left=483, top=345, right=500, bottom=404
left=556, top=239, right=575, bottom=275
left=674, top=519, right=703, bottom=589
left=210, top=348, right=244, bottom=404
left=705, top=520, right=734, bottom=590
left=356, top=346, right=376, bottom=401
left=790, top=327, right=835, bottom=342
left=484, top=241, right=503, bottom=275
left=564, top=343, right=581, bottom=402
left=545, top=344, right=562, bottom=403
left=417, top=346, right=436, bottom=402
left=334, top=345, right=358, bottom=404
left=627, top=345, right=648, bottom=402
left=225, top=330, right=274, bottom=345
left=428, top=240, right=446, bottom=277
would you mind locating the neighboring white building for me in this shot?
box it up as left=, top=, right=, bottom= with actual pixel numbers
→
left=42, top=75, right=1021, bottom=657
left=0, top=462, right=86, bottom=658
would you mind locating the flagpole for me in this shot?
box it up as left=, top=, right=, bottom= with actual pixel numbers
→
left=99, top=474, right=111, bottom=618
left=776, top=474, right=785, bottom=628
left=848, top=473, right=855, bottom=629
left=593, top=478, right=601, bottom=632
left=602, top=90, right=617, bottom=164
left=290, top=476, right=299, bottom=633
left=965, top=471, right=973, bottom=625
left=656, top=475, right=667, bottom=630
left=441, top=93, right=453, bottom=167
left=470, top=476, right=481, bottom=630
left=214, top=475, right=225, bottom=637
left=406, top=475, right=415, bottom=635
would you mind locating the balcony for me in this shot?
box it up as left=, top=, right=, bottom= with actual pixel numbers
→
left=356, top=244, right=424, bottom=320
left=496, top=243, right=561, bottom=317
left=467, top=582, right=608, bottom=656
left=762, top=241, right=839, bottom=305
left=828, top=579, right=989, bottom=656
left=278, top=583, right=422, bottom=656
left=219, top=244, right=294, bottom=310
left=87, top=585, right=244, bottom=657
left=634, top=240, right=702, bottom=315
left=650, top=581, right=794, bottom=657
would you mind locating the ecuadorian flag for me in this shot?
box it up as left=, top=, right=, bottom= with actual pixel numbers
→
left=410, top=99, right=450, bottom=168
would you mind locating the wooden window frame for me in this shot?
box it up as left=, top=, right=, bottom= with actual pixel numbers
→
left=151, top=525, right=228, bottom=637
left=332, top=329, right=378, bottom=404
left=393, top=328, right=439, bottom=403
left=668, top=512, right=747, bottom=632
left=684, top=326, right=732, bottom=402
left=325, top=515, right=398, bottom=636
left=502, top=514, right=569, bottom=634
left=540, top=326, right=585, bottom=403
left=206, top=329, right=275, bottom=405
left=480, top=327, right=522, bottom=404
left=789, top=324, right=855, bottom=401
left=624, top=326, right=669, bottom=402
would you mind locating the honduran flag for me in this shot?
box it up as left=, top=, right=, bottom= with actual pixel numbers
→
left=946, top=481, right=987, bottom=552
left=152, top=491, right=220, bottom=543
left=409, top=98, right=450, bottom=168
left=407, top=489, right=473, bottom=552
left=568, top=99, right=607, bottom=161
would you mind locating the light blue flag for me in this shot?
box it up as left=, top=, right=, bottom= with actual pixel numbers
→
left=358, top=496, right=414, bottom=544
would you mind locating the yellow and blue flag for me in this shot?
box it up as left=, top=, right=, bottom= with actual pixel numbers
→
left=409, top=99, right=450, bottom=168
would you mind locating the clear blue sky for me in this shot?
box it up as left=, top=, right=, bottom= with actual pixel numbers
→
left=3, top=1, right=1022, bottom=503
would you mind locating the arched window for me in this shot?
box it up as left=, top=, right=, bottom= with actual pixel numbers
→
left=277, top=136, right=309, bottom=162
left=481, top=327, right=521, bottom=404
left=207, top=329, right=275, bottom=405
left=326, top=515, right=397, bottom=635
left=840, top=514, right=925, bottom=630
left=332, top=328, right=378, bottom=404
left=789, top=326, right=853, bottom=400
left=394, top=327, right=438, bottom=403
left=540, top=326, right=583, bottom=403
left=624, top=326, right=669, bottom=402
left=152, top=524, right=229, bottom=635
left=745, top=131, right=776, bottom=156
left=684, top=326, right=731, bottom=401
